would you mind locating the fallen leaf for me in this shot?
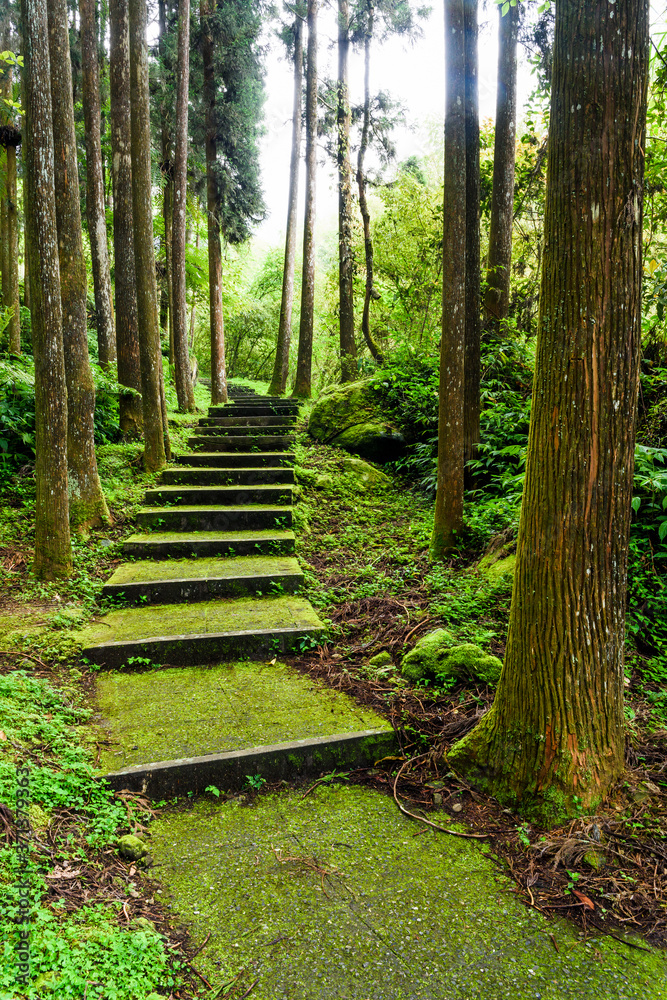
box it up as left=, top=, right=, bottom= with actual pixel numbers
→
left=573, top=889, right=594, bottom=911
left=46, top=867, right=81, bottom=880
left=0, top=731, right=6, bottom=741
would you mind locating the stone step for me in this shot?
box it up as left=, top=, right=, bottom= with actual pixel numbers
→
left=102, top=730, right=395, bottom=797
left=199, top=415, right=297, bottom=428
left=188, top=435, right=294, bottom=452
left=102, top=555, right=304, bottom=605
left=174, top=452, right=294, bottom=468
left=122, top=529, right=296, bottom=560
left=209, top=405, right=299, bottom=418
left=79, top=595, right=324, bottom=668
left=136, top=505, right=292, bottom=532
left=144, top=484, right=294, bottom=506
left=194, top=424, right=296, bottom=437
left=161, top=467, right=295, bottom=486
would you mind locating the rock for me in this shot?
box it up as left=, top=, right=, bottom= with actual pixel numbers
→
left=28, top=803, right=50, bottom=833
left=452, top=802, right=463, bottom=814
left=100, top=538, right=114, bottom=549
left=341, top=457, right=390, bottom=489
left=117, top=834, right=148, bottom=861
left=477, top=553, right=516, bottom=581
left=583, top=849, right=606, bottom=871
left=433, top=793, right=443, bottom=806
left=368, top=650, right=393, bottom=668
left=314, top=474, right=334, bottom=491
left=308, top=379, right=406, bottom=462
left=400, top=630, right=503, bottom=686
left=133, top=917, right=159, bottom=934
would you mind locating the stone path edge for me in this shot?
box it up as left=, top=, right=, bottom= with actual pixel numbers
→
left=101, top=729, right=397, bottom=797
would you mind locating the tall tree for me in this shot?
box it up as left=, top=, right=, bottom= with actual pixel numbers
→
left=484, top=0, right=519, bottom=325
left=449, top=0, right=649, bottom=821
left=200, top=0, right=227, bottom=405
left=129, top=0, right=168, bottom=471
left=48, top=0, right=110, bottom=531
left=21, top=0, right=72, bottom=578
left=337, top=0, right=358, bottom=382
left=430, top=0, right=466, bottom=558
left=172, top=0, right=195, bottom=411
left=268, top=8, right=304, bottom=397
left=110, top=0, right=143, bottom=437
left=0, top=115, right=21, bottom=355
left=463, top=0, right=480, bottom=465
left=292, top=0, right=318, bottom=399
left=80, top=0, right=116, bottom=367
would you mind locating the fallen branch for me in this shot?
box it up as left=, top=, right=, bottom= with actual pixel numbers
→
left=392, top=759, right=490, bottom=841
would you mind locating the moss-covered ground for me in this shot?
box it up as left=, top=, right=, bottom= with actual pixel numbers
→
left=149, top=784, right=667, bottom=1000
left=96, top=660, right=389, bottom=770
left=106, top=553, right=302, bottom=585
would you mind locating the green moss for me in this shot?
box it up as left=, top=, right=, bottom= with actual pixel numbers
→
left=107, top=555, right=302, bottom=586
left=400, top=628, right=456, bottom=682
left=401, top=630, right=502, bottom=687
left=341, top=456, right=391, bottom=489
left=149, top=785, right=666, bottom=998
left=477, top=552, right=517, bottom=581
left=96, top=661, right=389, bottom=770
left=308, top=380, right=406, bottom=462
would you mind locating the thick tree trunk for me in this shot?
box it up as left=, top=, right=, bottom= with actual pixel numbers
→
left=0, top=47, right=9, bottom=314
left=449, top=0, right=649, bottom=823
left=129, top=0, right=167, bottom=471
left=80, top=0, right=116, bottom=367
left=356, top=3, right=383, bottom=364
left=293, top=0, right=318, bottom=400
left=6, top=141, right=21, bottom=355
left=463, top=0, right=480, bottom=465
left=201, top=0, right=227, bottom=406
left=430, top=0, right=466, bottom=559
left=172, top=0, right=195, bottom=412
left=21, top=0, right=72, bottom=579
left=268, top=16, right=303, bottom=397
left=484, top=1, right=519, bottom=325
left=163, top=165, right=175, bottom=364
left=337, top=0, right=357, bottom=383
left=110, top=0, right=143, bottom=437
left=48, top=0, right=110, bottom=532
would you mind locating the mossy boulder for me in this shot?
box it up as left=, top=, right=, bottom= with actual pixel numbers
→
left=401, top=629, right=502, bottom=686
left=341, top=457, right=390, bottom=489
left=368, top=650, right=393, bottom=668
left=117, top=834, right=148, bottom=861
left=308, top=379, right=406, bottom=462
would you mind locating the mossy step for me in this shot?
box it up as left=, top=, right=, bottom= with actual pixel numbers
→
left=199, top=415, right=297, bottom=427
left=144, top=484, right=294, bottom=506
left=161, top=467, right=295, bottom=486
left=102, top=730, right=395, bottom=798
left=122, top=529, right=296, bottom=560
left=79, top=595, right=324, bottom=668
left=188, top=436, right=294, bottom=452
left=102, top=554, right=304, bottom=604
left=194, top=424, right=296, bottom=437
left=96, top=659, right=390, bottom=774
left=174, top=452, right=294, bottom=468
left=209, top=406, right=299, bottom=418
left=136, top=505, right=292, bottom=532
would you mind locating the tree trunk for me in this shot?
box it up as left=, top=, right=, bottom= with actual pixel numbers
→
left=449, top=0, right=649, bottom=823
left=80, top=0, right=116, bottom=367
left=463, top=0, right=480, bottom=465
left=484, top=1, right=519, bottom=325
left=163, top=165, right=175, bottom=364
left=6, top=141, right=20, bottom=355
left=48, top=0, right=110, bottom=532
left=293, top=0, right=318, bottom=399
left=21, top=0, right=72, bottom=579
left=337, top=0, right=357, bottom=383
left=201, top=0, right=227, bottom=405
left=268, top=15, right=303, bottom=397
left=356, top=3, right=384, bottom=365
left=430, top=0, right=466, bottom=559
left=110, top=0, right=143, bottom=438
left=129, top=0, right=167, bottom=471
left=172, top=0, right=195, bottom=412
left=0, top=43, right=9, bottom=314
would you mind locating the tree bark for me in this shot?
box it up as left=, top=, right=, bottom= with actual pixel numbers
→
left=201, top=0, right=228, bottom=405
left=21, top=0, right=72, bottom=579
left=80, top=0, right=116, bottom=367
left=129, top=0, right=167, bottom=471
left=110, top=0, right=143, bottom=437
left=172, top=0, right=195, bottom=412
left=48, top=0, right=110, bottom=532
left=293, top=0, right=318, bottom=399
left=484, top=1, right=519, bottom=325
left=356, top=2, right=383, bottom=364
left=463, top=0, right=480, bottom=465
left=6, top=140, right=21, bottom=355
left=430, top=0, right=466, bottom=559
left=449, top=0, right=649, bottom=823
left=337, top=0, right=357, bottom=383
left=163, top=163, right=175, bottom=364
left=268, top=15, right=303, bottom=397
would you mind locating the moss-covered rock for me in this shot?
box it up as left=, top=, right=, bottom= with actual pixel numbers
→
left=341, top=457, right=390, bottom=489
left=368, top=650, right=393, bottom=668
left=401, top=630, right=503, bottom=686
left=308, top=380, right=406, bottom=462
left=117, top=834, right=148, bottom=861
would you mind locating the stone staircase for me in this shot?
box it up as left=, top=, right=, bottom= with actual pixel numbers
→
left=82, top=387, right=394, bottom=797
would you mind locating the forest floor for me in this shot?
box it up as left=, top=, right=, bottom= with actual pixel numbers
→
left=0, top=382, right=666, bottom=998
